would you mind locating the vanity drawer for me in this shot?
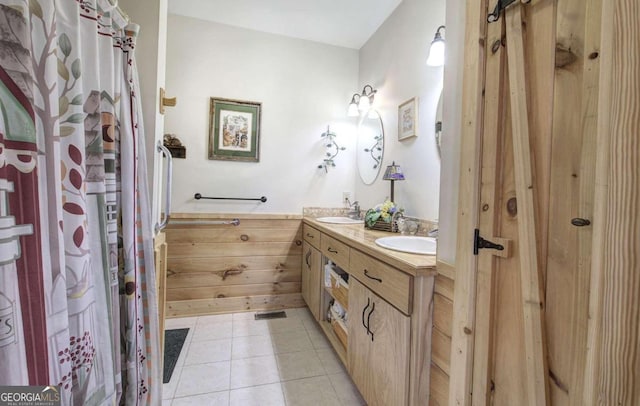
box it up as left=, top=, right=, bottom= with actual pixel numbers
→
left=349, top=250, right=413, bottom=315
left=321, top=234, right=350, bottom=269
left=303, top=224, right=321, bottom=250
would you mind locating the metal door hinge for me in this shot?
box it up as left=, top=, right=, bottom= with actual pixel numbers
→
left=474, top=229, right=508, bottom=256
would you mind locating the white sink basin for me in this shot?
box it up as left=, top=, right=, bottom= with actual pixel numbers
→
left=316, top=216, right=363, bottom=224
left=375, top=236, right=437, bottom=255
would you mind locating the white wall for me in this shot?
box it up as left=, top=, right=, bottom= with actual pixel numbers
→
left=119, top=0, right=168, bottom=228
left=356, top=0, right=445, bottom=222
left=438, top=0, right=464, bottom=263
left=164, top=15, right=359, bottom=214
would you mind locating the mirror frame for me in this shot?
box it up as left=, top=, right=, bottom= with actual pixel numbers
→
left=435, top=90, right=443, bottom=157
left=356, top=110, right=385, bottom=185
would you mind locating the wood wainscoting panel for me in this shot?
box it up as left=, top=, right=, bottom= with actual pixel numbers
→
left=430, top=269, right=454, bottom=405
left=165, top=214, right=303, bottom=317
left=429, top=362, right=450, bottom=406
left=431, top=326, right=451, bottom=376
left=433, top=293, right=453, bottom=337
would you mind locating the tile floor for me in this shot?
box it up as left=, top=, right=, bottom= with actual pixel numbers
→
left=162, top=307, right=366, bottom=405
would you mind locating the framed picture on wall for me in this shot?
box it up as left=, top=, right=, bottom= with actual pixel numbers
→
left=398, top=97, right=418, bottom=140
left=208, top=97, right=261, bottom=162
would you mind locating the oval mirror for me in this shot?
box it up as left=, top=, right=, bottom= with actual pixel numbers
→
left=356, top=110, right=385, bottom=185
left=435, top=90, right=443, bottom=156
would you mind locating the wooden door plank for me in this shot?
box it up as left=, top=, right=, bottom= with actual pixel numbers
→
left=545, top=0, right=602, bottom=403
left=472, top=4, right=507, bottom=403
left=523, top=0, right=556, bottom=282
left=449, top=1, right=488, bottom=405
left=567, top=3, right=601, bottom=405
left=504, top=5, right=550, bottom=406
left=545, top=0, right=587, bottom=402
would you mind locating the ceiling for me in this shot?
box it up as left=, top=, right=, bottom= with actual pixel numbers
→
left=168, top=0, right=403, bottom=49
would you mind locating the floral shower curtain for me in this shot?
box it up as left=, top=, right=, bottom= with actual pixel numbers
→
left=0, top=0, right=160, bottom=405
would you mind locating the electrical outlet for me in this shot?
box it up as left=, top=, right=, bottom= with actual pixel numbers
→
left=342, top=191, right=351, bottom=207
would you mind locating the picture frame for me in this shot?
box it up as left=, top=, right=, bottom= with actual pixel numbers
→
left=398, top=97, right=418, bottom=140
left=208, top=97, right=261, bottom=162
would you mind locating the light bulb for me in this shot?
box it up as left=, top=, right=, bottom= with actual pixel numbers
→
left=347, top=103, right=359, bottom=117
left=426, top=40, right=445, bottom=66
left=358, top=95, right=370, bottom=111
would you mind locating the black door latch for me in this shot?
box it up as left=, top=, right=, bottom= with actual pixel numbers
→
left=473, top=228, right=505, bottom=255
left=487, top=0, right=531, bottom=23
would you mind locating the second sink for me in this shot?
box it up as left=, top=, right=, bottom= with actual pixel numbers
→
left=375, top=236, right=437, bottom=255
left=316, top=216, right=363, bottom=224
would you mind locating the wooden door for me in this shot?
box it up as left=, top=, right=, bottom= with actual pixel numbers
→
left=450, top=0, right=605, bottom=405
left=348, top=278, right=410, bottom=406
left=301, top=241, right=322, bottom=320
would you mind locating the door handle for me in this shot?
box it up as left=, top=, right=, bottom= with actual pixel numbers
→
left=327, top=247, right=338, bottom=254
left=362, top=297, right=371, bottom=335
left=155, top=142, right=173, bottom=233
left=571, top=217, right=591, bottom=227
left=367, top=301, right=376, bottom=342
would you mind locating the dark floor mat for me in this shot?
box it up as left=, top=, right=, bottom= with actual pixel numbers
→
left=163, top=328, right=189, bottom=383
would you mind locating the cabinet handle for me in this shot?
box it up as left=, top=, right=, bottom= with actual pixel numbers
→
left=362, top=298, right=371, bottom=334
left=328, top=247, right=338, bottom=254
left=367, top=301, right=376, bottom=342
left=306, top=233, right=315, bottom=238
left=364, top=269, right=382, bottom=283
left=305, top=249, right=311, bottom=269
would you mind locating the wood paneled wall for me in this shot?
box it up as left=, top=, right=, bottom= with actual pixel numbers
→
left=583, top=1, right=640, bottom=403
left=164, top=214, right=304, bottom=317
left=430, top=263, right=454, bottom=406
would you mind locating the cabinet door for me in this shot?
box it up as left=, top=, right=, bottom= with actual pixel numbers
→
left=348, top=278, right=410, bottom=406
left=302, top=241, right=322, bottom=320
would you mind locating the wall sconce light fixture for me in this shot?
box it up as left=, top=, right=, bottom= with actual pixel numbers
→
left=318, top=125, right=345, bottom=172
left=426, top=25, right=445, bottom=66
left=348, top=84, right=378, bottom=117
left=383, top=161, right=405, bottom=202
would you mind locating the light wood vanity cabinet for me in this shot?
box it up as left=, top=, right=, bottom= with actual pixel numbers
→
left=301, top=240, right=322, bottom=320
left=303, top=223, right=321, bottom=249
left=320, top=233, right=350, bottom=269
left=348, top=277, right=410, bottom=406
left=301, top=219, right=436, bottom=405
left=350, top=249, right=413, bottom=315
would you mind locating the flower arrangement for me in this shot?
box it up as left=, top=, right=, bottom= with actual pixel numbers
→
left=365, top=200, right=403, bottom=229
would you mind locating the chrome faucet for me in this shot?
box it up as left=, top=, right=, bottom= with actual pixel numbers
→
left=346, top=199, right=361, bottom=219
left=428, top=228, right=439, bottom=239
